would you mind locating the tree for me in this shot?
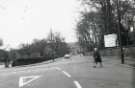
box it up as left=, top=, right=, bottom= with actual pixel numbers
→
left=18, top=44, right=31, bottom=58
left=8, top=30, right=70, bottom=63
left=76, top=0, right=116, bottom=51
left=30, top=39, right=47, bottom=56
left=43, top=45, right=56, bottom=61
left=0, top=49, right=8, bottom=62
left=0, top=39, right=9, bottom=67
left=46, top=31, right=70, bottom=60
left=0, top=49, right=9, bottom=67
left=0, top=38, right=3, bottom=46
left=76, top=0, right=135, bottom=51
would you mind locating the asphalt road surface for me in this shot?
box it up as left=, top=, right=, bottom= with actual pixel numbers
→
left=0, top=55, right=133, bottom=88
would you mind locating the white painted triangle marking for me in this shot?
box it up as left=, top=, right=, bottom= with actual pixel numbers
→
left=19, top=75, right=41, bottom=87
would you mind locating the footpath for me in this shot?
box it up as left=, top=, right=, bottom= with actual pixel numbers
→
left=83, top=55, right=135, bottom=88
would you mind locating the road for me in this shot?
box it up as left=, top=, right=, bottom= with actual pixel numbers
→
left=0, top=55, right=134, bottom=88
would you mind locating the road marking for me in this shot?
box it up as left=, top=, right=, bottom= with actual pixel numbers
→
left=62, top=71, right=71, bottom=78
left=74, top=80, right=82, bottom=88
left=56, top=67, right=82, bottom=88
left=55, top=67, right=62, bottom=71
left=55, top=67, right=71, bottom=78
left=19, top=75, right=41, bottom=87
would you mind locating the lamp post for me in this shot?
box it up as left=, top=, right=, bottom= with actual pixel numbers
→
left=116, top=0, right=125, bottom=64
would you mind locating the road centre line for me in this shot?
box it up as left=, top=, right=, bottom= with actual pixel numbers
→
left=55, top=67, right=71, bottom=78
left=62, top=70, right=71, bottom=78
left=55, top=67, right=82, bottom=88
left=55, top=67, right=62, bottom=71
left=74, top=80, right=82, bottom=88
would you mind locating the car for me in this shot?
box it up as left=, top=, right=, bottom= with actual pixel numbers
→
left=64, top=54, right=71, bottom=59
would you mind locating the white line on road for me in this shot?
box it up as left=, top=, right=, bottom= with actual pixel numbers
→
left=55, top=67, right=62, bottom=71
left=19, top=75, right=41, bottom=87
left=56, top=67, right=82, bottom=88
left=62, top=71, right=71, bottom=78
left=74, top=80, right=82, bottom=88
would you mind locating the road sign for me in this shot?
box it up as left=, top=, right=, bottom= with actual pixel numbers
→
left=104, top=34, right=117, bottom=47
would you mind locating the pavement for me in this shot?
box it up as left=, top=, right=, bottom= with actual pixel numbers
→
left=0, top=55, right=134, bottom=88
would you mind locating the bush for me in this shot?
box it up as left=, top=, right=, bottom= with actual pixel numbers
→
left=12, top=57, right=48, bottom=67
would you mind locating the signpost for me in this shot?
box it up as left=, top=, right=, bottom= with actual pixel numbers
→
left=104, top=34, right=117, bottom=48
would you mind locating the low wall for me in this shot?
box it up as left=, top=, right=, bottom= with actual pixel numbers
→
left=83, top=47, right=135, bottom=58
left=100, top=47, right=135, bottom=58
left=100, top=48, right=120, bottom=56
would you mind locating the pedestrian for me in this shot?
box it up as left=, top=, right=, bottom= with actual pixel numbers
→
left=93, top=48, right=103, bottom=68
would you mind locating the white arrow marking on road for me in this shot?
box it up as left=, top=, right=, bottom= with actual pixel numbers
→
left=19, top=75, right=41, bottom=87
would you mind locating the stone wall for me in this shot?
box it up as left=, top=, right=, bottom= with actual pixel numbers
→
left=100, top=47, right=135, bottom=58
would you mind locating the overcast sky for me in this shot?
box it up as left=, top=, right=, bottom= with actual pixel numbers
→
left=0, top=0, right=80, bottom=49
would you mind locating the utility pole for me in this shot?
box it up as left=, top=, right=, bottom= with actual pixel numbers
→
left=116, top=0, right=125, bottom=64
